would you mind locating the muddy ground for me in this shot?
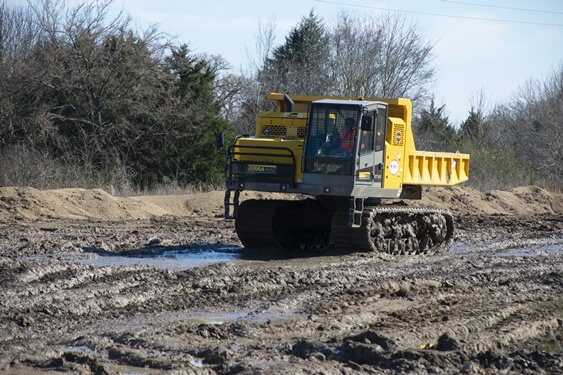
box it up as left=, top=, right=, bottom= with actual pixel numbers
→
left=0, top=186, right=561, bottom=374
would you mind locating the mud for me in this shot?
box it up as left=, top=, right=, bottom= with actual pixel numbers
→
left=0, top=186, right=562, bottom=374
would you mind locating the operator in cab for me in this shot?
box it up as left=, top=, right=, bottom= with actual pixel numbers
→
left=340, top=117, right=356, bottom=152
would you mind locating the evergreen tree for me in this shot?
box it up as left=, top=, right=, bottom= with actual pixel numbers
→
left=412, top=99, right=455, bottom=151
left=262, top=11, right=330, bottom=95
left=459, top=108, right=488, bottom=148
left=162, top=45, right=232, bottom=186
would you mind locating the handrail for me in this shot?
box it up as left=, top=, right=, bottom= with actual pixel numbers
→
left=226, top=144, right=297, bottom=187
left=228, top=144, right=296, bottom=159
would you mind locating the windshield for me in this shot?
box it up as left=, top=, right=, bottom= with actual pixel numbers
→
left=303, top=103, right=361, bottom=175
left=304, top=104, right=360, bottom=158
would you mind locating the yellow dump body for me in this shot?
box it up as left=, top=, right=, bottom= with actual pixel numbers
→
left=233, top=92, right=469, bottom=190
left=403, top=151, right=470, bottom=186
left=376, top=97, right=470, bottom=189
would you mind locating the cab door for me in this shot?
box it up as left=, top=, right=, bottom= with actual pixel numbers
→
left=373, top=105, right=387, bottom=187
left=356, top=109, right=376, bottom=184
left=356, top=105, right=387, bottom=187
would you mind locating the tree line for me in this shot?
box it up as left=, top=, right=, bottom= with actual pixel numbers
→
left=0, top=0, right=231, bottom=191
left=1, top=1, right=561, bottom=192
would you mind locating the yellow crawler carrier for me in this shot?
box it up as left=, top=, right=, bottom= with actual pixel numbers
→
left=224, top=93, right=470, bottom=254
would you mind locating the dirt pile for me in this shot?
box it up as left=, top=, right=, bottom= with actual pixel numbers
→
left=0, top=185, right=561, bottom=223
left=0, top=187, right=197, bottom=222
left=417, top=185, right=563, bottom=216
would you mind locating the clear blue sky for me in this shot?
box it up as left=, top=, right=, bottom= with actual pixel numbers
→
left=9, top=0, right=563, bottom=125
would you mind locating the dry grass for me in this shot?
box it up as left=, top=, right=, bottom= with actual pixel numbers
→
left=0, top=144, right=223, bottom=196
left=116, top=179, right=223, bottom=197
left=0, top=144, right=98, bottom=190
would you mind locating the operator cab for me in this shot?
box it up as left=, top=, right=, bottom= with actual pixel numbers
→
left=302, top=99, right=388, bottom=189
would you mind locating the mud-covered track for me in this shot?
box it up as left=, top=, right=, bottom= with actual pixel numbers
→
left=360, top=206, right=454, bottom=255
left=235, top=199, right=283, bottom=248
left=236, top=199, right=454, bottom=254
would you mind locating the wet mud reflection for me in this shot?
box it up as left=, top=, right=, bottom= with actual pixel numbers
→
left=82, top=242, right=242, bottom=270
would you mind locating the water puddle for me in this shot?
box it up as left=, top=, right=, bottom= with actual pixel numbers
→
left=496, top=241, right=562, bottom=257
left=85, top=306, right=303, bottom=336
left=64, top=345, right=97, bottom=357
left=450, top=238, right=563, bottom=257
left=181, top=311, right=248, bottom=325
left=147, top=307, right=301, bottom=326
left=79, top=242, right=243, bottom=270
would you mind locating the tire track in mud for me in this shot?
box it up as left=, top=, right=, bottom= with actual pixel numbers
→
left=241, top=249, right=563, bottom=373
left=0, top=218, right=562, bottom=374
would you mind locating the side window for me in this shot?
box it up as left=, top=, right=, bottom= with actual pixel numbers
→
left=375, top=106, right=387, bottom=151
left=360, top=111, right=375, bottom=155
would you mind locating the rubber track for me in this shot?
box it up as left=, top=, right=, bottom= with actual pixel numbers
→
left=331, top=206, right=455, bottom=255
left=236, top=200, right=454, bottom=255
left=235, top=199, right=283, bottom=249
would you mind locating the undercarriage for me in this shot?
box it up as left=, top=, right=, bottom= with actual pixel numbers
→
left=234, top=198, right=454, bottom=255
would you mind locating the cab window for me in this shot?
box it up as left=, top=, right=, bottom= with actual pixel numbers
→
left=360, top=111, right=376, bottom=155
left=375, top=107, right=386, bottom=151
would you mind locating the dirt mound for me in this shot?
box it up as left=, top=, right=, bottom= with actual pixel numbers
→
left=416, top=185, right=563, bottom=216
left=0, top=187, right=176, bottom=222
left=0, top=187, right=233, bottom=223
left=0, top=185, right=561, bottom=224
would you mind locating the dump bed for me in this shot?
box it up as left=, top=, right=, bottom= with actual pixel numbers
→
left=404, top=151, right=470, bottom=186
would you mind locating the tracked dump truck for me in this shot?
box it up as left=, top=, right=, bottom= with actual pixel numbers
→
left=222, top=93, right=470, bottom=254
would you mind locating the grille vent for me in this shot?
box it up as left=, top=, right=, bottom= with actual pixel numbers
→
left=261, top=125, right=306, bottom=138
left=261, top=125, right=286, bottom=137
left=392, top=124, right=404, bottom=146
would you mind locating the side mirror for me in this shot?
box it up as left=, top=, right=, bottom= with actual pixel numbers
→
left=361, top=116, right=374, bottom=131
left=215, top=132, right=225, bottom=149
